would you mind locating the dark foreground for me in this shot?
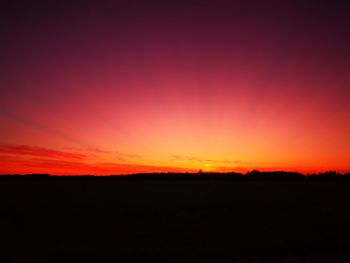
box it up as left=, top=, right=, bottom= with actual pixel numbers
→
left=1, top=177, right=350, bottom=262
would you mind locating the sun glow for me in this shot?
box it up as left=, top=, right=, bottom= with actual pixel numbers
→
left=204, top=163, right=213, bottom=172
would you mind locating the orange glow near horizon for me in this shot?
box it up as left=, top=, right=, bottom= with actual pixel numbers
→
left=0, top=142, right=349, bottom=175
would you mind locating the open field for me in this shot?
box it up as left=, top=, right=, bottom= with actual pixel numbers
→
left=1, top=178, right=350, bottom=262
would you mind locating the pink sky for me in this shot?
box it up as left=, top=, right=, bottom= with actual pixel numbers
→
left=1, top=1, right=349, bottom=174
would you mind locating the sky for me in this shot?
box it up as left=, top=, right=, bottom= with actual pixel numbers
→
left=1, top=0, right=350, bottom=175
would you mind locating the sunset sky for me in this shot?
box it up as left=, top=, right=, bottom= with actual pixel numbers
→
left=1, top=0, right=349, bottom=175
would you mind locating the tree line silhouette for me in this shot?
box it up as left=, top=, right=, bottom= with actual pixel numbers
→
left=1, top=170, right=350, bottom=181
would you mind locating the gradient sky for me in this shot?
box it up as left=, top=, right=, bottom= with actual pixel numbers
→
left=1, top=0, right=350, bottom=175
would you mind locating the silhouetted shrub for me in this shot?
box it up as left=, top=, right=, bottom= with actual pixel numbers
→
left=26, top=173, right=51, bottom=178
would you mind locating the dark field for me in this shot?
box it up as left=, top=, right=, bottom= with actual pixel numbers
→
left=1, top=178, right=350, bottom=262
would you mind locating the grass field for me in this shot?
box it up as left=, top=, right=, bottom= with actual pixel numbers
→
left=1, top=178, right=350, bottom=262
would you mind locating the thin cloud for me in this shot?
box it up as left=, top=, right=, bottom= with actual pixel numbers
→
left=0, top=108, right=90, bottom=147
left=170, top=155, right=242, bottom=165
left=0, top=144, right=191, bottom=175
left=115, top=151, right=141, bottom=159
left=0, top=144, right=87, bottom=159
left=63, top=147, right=141, bottom=160
left=0, top=155, right=194, bottom=175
